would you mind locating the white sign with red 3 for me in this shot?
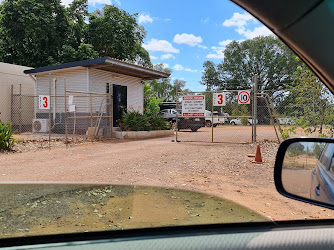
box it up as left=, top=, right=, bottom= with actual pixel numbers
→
left=238, top=90, right=251, bottom=104
left=39, top=95, right=50, bottom=110
left=213, top=92, right=226, bottom=106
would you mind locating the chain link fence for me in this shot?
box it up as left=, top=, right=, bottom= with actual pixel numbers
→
left=3, top=78, right=334, bottom=147
left=175, top=85, right=334, bottom=143
left=2, top=79, right=113, bottom=148
left=176, top=90, right=257, bottom=143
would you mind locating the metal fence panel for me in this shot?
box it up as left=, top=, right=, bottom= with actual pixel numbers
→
left=4, top=78, right=113, bottom=148
left=176, top=90, right=256, bottom=143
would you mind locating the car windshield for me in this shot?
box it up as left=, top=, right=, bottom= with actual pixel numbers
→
left=0, top=0, right=333, bottom=239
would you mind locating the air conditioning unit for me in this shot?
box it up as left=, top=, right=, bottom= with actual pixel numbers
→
left=32, top=119, right=49, bottom=133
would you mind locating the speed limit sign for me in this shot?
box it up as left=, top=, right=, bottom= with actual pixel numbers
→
left=238, top=90, right=251, bottom=104
left=39, top=95, right=50, bottom=110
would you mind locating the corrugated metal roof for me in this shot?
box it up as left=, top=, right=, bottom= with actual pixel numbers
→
left=24, top=57, right=170, bottom=80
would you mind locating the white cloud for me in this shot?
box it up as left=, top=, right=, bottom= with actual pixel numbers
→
left=201, top=17, right=210, bottom=24
left=222, top=11, right=255, bottom=28
left=197, top=44, right=208, bottom=49
left=185, top=68, right=198, bottom=73
left=173, top=33, right=203, bottom=47
left=161, top=54, right=175, bottom=60
left=206, top=39, right=234, bottom=59
left=222, top=11, right=273, bottom=39
left=174, top=64, right=184, bottom=71
left=150, top=55, right=158, bottom=60
left=62, top=0, right=120, bottom=6
left=89, top=0, right=112, bottom=6
left=143, top=39, right=180, bottom=53
left=236, top=25, right=272, bottom=39
left=61, top=0, right=73, bottom=6
left=161, top=63, right=169, bottom=69
left=138, top=14, right=153, bottom=24
left=207, top=47, right=225, bottom=59
left=218, top=39, right=233, bottom=46
left=173, top=64, right=198, bottom=73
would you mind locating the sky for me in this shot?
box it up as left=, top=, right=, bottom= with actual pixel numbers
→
left=64, top=0, right=273, bottom=91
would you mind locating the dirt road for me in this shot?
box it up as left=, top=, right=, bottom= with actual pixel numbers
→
left=0, top=136, right=331, bottom=221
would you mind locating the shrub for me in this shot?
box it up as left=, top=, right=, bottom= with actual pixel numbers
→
left=149, top=114, right=170, bottom=130
left=232, top=105, right=250, bottom=125
left=0, top=120, right=15, bottom=151
left=121, top=110, right=170, bottom=131
left=241, top=117, right=249, bottom=125
left=121, top=110, right=150, bottom=131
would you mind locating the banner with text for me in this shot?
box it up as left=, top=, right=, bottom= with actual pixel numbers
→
left=182, top=95, right=205, bottom=117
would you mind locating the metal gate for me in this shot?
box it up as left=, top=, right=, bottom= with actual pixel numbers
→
left=175, top=77, right=281, bottom=144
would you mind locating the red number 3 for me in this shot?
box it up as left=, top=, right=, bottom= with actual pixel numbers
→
left=217, top=94, right=223, bottom=105
left=43, top=97, right=48, bottom=108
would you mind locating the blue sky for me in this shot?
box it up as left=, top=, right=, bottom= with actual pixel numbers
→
left=63, top=0, right=273, bottom=91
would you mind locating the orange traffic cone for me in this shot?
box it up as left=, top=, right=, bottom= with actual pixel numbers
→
left=252, top=144, right=263, bottom=163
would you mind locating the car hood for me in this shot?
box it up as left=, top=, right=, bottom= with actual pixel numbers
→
left=0, top=183, right=266, bottom=238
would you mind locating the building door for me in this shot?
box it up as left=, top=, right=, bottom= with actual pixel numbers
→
left=113, top=84, right=127, bottom=126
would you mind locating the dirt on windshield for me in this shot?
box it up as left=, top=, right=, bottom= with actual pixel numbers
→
left=0, top=135, right=332, bottom=236
left=0, top=184, right=265, bottom=238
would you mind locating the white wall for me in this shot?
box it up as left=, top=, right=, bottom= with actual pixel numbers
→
left=35, top=67, right=88, bottom=113
left=0, top=62, right=34, bottom=124
left=35, top=67, right=144, bottom=114
left=89, top=68, right=144, bottom=113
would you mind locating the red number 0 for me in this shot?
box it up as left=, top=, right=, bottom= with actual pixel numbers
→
left=217, top=94, right=223, bottom=105
left=43, top=97, right=48, bottom=108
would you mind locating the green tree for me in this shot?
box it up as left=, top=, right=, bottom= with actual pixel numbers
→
left=170, top=79, right=190, bottom=102
left=144, top=83, right=163, bottom=116
left=87, top=5, right=151, bottom=66
left=217, top=36, right=300, bottom=98
left=200, top=36, right=301, bottom=124
left=312, top=142, right=325, bottom=159
left=0, top=1, right=150, bottom=67
left=0, top=0, right=69, bottom=67
left=147, top=65, right=189, bottom=102
left=286, top=142, right=305, bottom=158
left=66, top=0, right=88, bottom=48
left=146, top=64, right=173, bottom=100
left=200, top=61, right=223, bottom=91
left=232, top=105, right=250, bottom=125
left=285, top=65, right=334, bottom=136
left=56, top=43, right=99, bottom=64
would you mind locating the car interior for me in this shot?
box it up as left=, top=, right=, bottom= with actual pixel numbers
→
left=3, top=0, right=334, bottom=249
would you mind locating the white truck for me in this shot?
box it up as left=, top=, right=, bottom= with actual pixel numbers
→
left=204, top=110, right=225, bottom=127
left=159, top=109, right=177, bottom=122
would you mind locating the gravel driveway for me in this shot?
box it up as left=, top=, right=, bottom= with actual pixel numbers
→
left=0, top=135, right=331, bottom=221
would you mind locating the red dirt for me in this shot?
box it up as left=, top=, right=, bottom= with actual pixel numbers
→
left=0, top=136, right=332, bottom=221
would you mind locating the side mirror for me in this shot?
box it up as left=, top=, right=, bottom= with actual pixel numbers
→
left=275, top=137, right=334, bottom=210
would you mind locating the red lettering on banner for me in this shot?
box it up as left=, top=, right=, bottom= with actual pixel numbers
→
left=183, top=113, right=204, bottom=117
left=182, top=96, right=205, bottom=100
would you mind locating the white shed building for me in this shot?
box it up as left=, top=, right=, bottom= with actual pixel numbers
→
left=0, top=62, right=34, bottom=129
left=24, top=57, right=169, bottom=134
